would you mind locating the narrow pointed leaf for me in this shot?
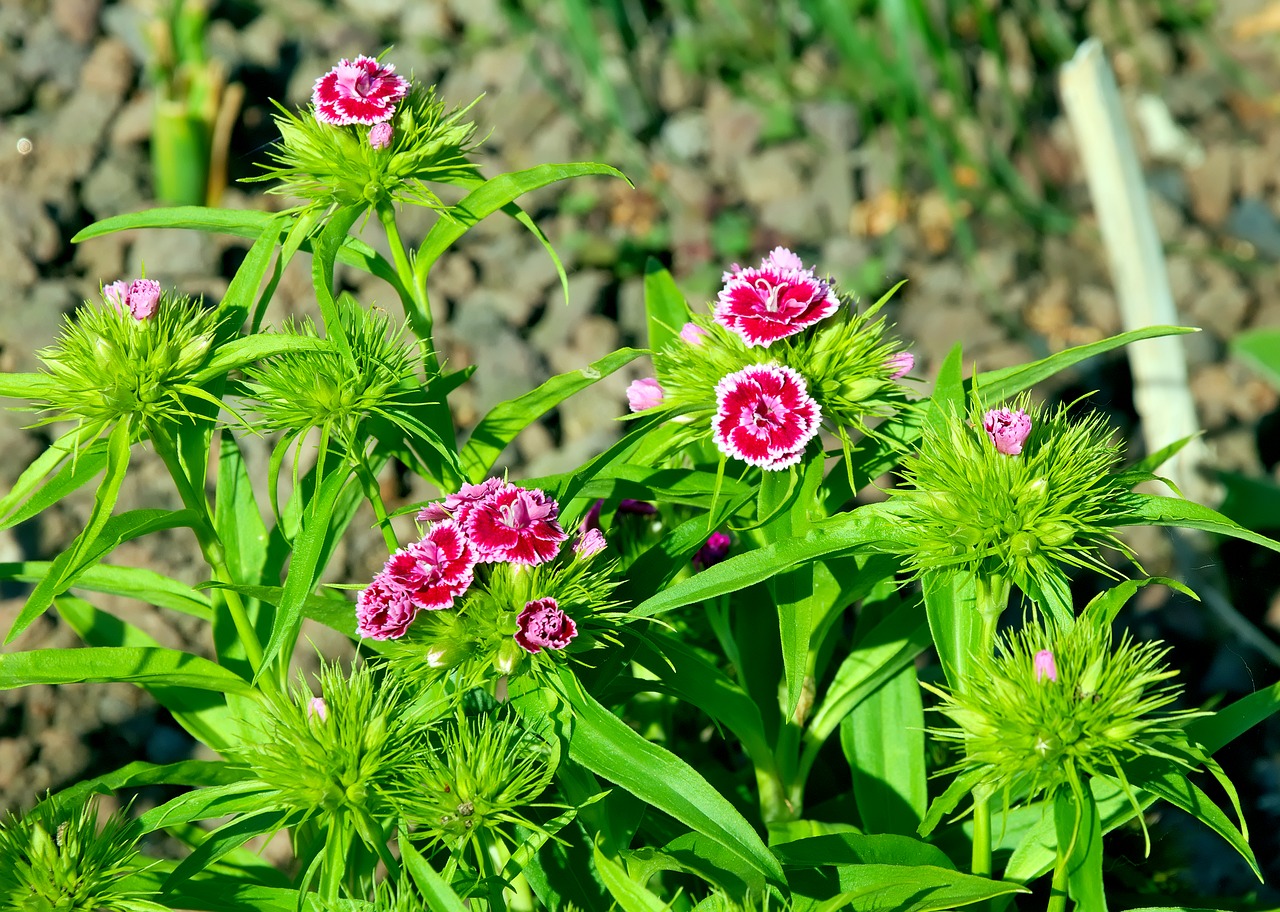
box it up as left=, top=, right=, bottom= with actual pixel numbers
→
left=0, top=646, right=255, bottom=694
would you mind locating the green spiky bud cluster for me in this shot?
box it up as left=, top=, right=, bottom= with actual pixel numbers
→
left=241, top=299, right=427, bottom=455
left=31, top=289, right=222, bottom=437
left=250, top=84, right=481, bottom=214
left=392, top=707, right=558, bottom=857
left=926, top=615, right=1193, bottom=817
left=890, top=396, right=1135, bottom=605
left=0, top=797, right=160, bottom=912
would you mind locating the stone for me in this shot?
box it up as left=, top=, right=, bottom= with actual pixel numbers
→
left=529, top=270, right=609, bottom=355
left=704, top=82, right=763, bottom=184
left=1187, top=261, right=1250, bottom=339
left=660, top=110, right=709, bottom=164
left=1226, top=198, right=1280, bottom=261
left=1186, top=144, right=1233, bottom=228
left=78, top=36, right=134, bottom=101
left=1077, top=284, right=1120, bottom=336
left=128, top=229, right=220, bottom=281
left=81, top=148, right=147, bottom=219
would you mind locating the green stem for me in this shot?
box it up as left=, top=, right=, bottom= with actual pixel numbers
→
left=1047, top=844, right=1070, bottom=912
left=971, top=791, right=992, bottom=880
left=149, top=425, right=265, bottom=676
left=475, top=832, right=508, bottom=912
left=376, top=200, right=436, bottom=362
left=353, top=448, right=400, bottom=552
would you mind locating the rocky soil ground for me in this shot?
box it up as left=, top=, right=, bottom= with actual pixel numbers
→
left=4, top=0, right=1280, bottom=900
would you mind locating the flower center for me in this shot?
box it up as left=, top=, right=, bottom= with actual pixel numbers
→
left=354, top=73, right=375, bottom=96
left=746, top=394, right=786, bottom=432
left=754, top=278, right=782, bottom=313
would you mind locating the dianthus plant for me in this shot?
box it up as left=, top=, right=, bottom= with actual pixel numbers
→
left=0, top=50, right=1278, bottom=912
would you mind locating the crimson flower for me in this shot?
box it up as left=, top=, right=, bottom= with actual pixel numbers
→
left=712, top=364, right=821, bottom=470
left=514, top=597, right=578, bottom=654
left=312, top=55, right=409, bottom=126
left=466, top=483, right=567, bottom=565
left=714, top=246, right=839, bottom=347
left=356, top=574, right=420, bottom=640
left=383, top=520, right=475, bottom=610
left=417, top=477, right=503, bottom=526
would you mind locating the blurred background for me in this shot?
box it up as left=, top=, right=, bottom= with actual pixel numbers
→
left=4, top=0, right=1280, bottom=902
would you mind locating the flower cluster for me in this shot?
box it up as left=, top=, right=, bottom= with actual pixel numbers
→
left=888, top=396, right=1135, bottom=609
left=633, top=247, right=914, bottom=474
left=253, top=53, right=480, bottom=214
left=364, top=480, right=622, bottom=684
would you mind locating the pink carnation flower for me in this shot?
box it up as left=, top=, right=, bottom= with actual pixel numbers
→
left=383, top=520, right=475, bottom=610
left=712, top=364, right=821, bottom=470
left=103, top=280, right=128, bottom=310
left=573, top=528, right=607, bottom=559
left=356, top=573, right=420, bottom=640
left=514, top=597, right=578, bottom=654
left=369, top=121, right=393, bottom=149
left=983, top=407, right=1032, bottom=456
left=679, top=322, right=708, bottom=346
left=417, top=477, right=504, bottom=526
left=312, top=55, right=409, bottom=126
left=887, top=351, right=914, bottom=380
left=467, top=483, right=567, bottom=565
left=126, top=280, right=161, bottom=319
left=714, top=247, right=839, bottom=347
left=626, top=377, right=665, bottom=412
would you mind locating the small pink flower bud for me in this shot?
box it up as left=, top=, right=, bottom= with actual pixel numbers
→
left=1034, top=649, right=1058, bottom=683
left=126, top=279, right=162, bottom=320
left=573, top=527, right=607, bottom=559
left=626, top=377, right=665, bottom=412
left=369, top=121, right=393, bottom=150
left=983, top=407, right=1032, bottom=456
left=103, top=280, right=128, bottom=310
left=679, top=322, right=708, bottom=346
left=307, top=697, right=328, bottom=722
left=886, top=351, right=914, bottom=380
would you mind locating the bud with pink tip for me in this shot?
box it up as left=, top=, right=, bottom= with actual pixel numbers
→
left=369, top=121, right=393, bottom=150
left=983, top=407, right=1032, bottom=456
left=1034, top=649, right=1058, bottom=683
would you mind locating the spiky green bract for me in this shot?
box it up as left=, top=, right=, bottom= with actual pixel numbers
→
left=31, top=291, right=221, bottom=440
left=926, top=614, right=1195, bottom=828
left=383, top=552, right=624, bottom=692
left=393, top=706, right=558, bottom=861
left=0, top=797, right=162, bottom=912
left=242, top=299, right=428, bottom=456
left=890, top=396, right=1135, bottom=600
left=231, top=661, right=434, bottom=830
left=646, top=286, right=912, bottom=459
left=250, top=85, right=480, bottom=215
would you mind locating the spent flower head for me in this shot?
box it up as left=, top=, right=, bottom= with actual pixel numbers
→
left=0, top=797, right=157, bottom=912
left=889, top=396, right=1135, bottom=606
left=32, top=286, right=221, bottom=438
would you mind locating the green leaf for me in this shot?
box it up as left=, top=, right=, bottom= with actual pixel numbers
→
left=6, top=420, right=133, bottom=642
left=921, top=570, right=978, bottom=692
left=191, top=334, right=330, bottom=385
left=774, top=832, right=953, bottom=869
left=42, top=759, right=251, bottom=811
left=140, top=781, right=274, bottom=833
left=1232, top=326, right=1280, bottom=389
left=918, top=768, right=987, bottom=839
left=459, top=347, right=643, bottom=482
left=644, top=259, right=690, bottom=353
left=1188, top=681, right=1280, bottom=754
left=928, top=343, right=966, bottom=435
left=789, top=863, right=1026, bottom=912
left=1081, top=577, right=1195, bottom=627
left=71, top=207, right=407, bottom=301
left=0, top=371, right=55, bottom=400
left=626, top=831, right=768, bottom=901
left=1216, top=470, right=1280, bottom=532
left=1054, top=786, right=1107, bottom=912
left=0, top=562, right=212, bottom=620
left=398, top=835, right=468, bottom=912
left=843, top=659, right=927, bottom=835
left=1123, top=492, right=1280, bottom=554
left=0, top=646, right=257, bottom=694
left=215, top=215, right=289, bottom=333
left=557, top=668, right=785, bottom=886
left=258, top=467, right=356, bottom=678
left=161, top=809, right=295, bottom=894
left=594, top=844, right=672, bottom=912
left=212, top=433, right=271, bottom=675
left=415, top=162, right=629, bottom=291
left=627, top=502, right=907, bottom=618
left=0, top=434, right=108, bottom=531
left=975, top=326, right=1198, bottom=402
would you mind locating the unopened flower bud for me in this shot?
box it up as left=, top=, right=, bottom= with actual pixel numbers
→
left=369, top=121, right=393, bottom=150
left=679, top=322, right=708, bottom=346
left=126, top=279, right=161, bottom=320
left=983, top=407, right=1032, bottom=456
left=626, top=377, right=665, bottom=412
left=307, top=697, right=328, bottom=722
left=1033, top=649, right=1058, bottom=683
left=886, top=351, right=914, bottom=380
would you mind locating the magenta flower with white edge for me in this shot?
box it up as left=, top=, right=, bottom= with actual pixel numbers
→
left=626, top=377, right=665, bottom=412
left=369, top=121, right=393, bottom=149
left=417, top=477, right=504, bottom=526
left=712, top=364, right=822, bottom=470
left=573, top=528, right=607, bottom=560
left=983, top=407, right=1033, bottom=456
left=887, top=351, right=914, bottom=380
left=383, top=520, right=475, bottom=610
left=356, top=574, right=420, bottom=640
left=714, top=247, right=839, bottom=347
left=514, top=597, right=578, bottom=654
left=467, top=483, right=567, bottom=565
left=312, top=55, right=409, bottom=126
left=1034, top=649, right=1058, bottom=683
left=679, top=322, right=708, bottom=346
left=693, top=531, right=731, bottom=570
